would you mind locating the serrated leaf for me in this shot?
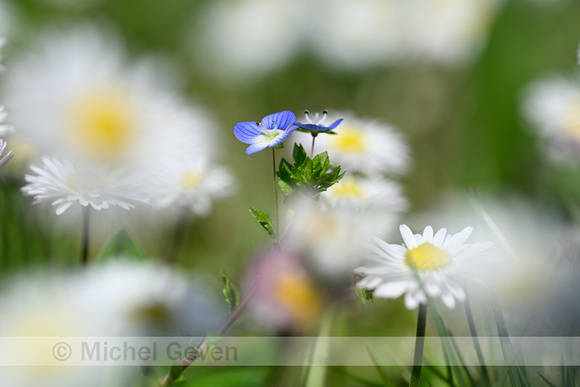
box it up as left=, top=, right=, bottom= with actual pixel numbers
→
left=248, top=207, right=276, bottom=240
left=221, top=272, right=240, bottom=312
left=97, top=229, right=146, bottom=263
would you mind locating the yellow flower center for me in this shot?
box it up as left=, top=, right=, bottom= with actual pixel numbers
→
left=179, top=171, right=203, bottom=190
left=564, top=98, right=580, bottom=138
left=329, top=179, right=367, bottom=200
left=274, top=273, right=320, bottom=327
left=66, top=88, right=137, bottom=162
left=330, top=126, right=367, bottom=154
left=405, top=242, right=450, bottom=271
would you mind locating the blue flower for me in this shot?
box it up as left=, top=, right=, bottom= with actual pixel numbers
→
left=233, top=110, right=298, bottom=155
left=295, top=110, right=343, bottom=133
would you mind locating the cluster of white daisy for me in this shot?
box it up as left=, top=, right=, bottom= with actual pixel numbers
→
left=0, top=259, right=222, bottom=387
left=1, top=25, right=235, bottom=222
left=189, top=0, right=503, bottom=80
left=286, top=112, right=410, bottom=278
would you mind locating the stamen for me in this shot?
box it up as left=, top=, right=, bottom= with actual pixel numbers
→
left=304, top=110, right=313, bottom=124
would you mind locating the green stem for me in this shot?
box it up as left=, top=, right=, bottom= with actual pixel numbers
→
left=410, top=302, right=428, bottom=387
left=272, top=148, right=279, bottom=237
left=310, top=132, right=318, bottom=158
left=80, top=206, right=90, bottom=266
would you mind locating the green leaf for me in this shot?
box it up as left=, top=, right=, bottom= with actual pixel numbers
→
left=355, top=286, right=374, bottom=304
left=221, top=271, right=240, bottom=312
left=97, top=229, right=146, bottom=263
left=248, top=207, right=276, bottom=240
left=292, top=143, right=307, bottom=166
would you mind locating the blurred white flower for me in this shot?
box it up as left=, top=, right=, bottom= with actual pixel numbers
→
left=401, top=0, right=501, bottom=66
left=312, top=113, right=411, bottom=176
left=521, top=75, right=580, bottom=162
left=285, top=200, right=386, bottom=277
left=147, top=156, right=235, bottom=217
left=356, top=224, right=493, bottom=309
left=0, top=106, right=14, bottom=135
left=3, top=26, right=213, bottom=169
left=321, top=175, right=408, bottom=212
left=311, top=0, right=403, bottom=70
left=190, top=0, right=309, bottom=81
left=69, top=259, right=224, bottom=335
left=21, top=158, right=149, bottom=215
left=0, top=275, right=108, bottom=387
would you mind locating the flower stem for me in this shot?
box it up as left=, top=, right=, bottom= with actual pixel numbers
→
left=272, top=148, right=279, bottom=237
left=310, top=132, right=318, bottom=158
left=410, top=302, right=428, bottom=387
left=156, top=279, right=259, bottom=386
left=80, top=206, right=90, bottom=266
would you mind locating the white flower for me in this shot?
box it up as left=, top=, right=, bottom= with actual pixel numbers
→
left=68, top=259, right=223, bottom=335
left=401, top=0, right=502, bottom=66
left=321, top=175, right=408, bottom=213
left=0, top=275, right=109, bottom=387
left=285, top=201, right=382, bottom=277
left=311, top=0, right=403, bottom=70
left=311, top=113, right=411, bottom=175
left=356, top=224, right=493, bottom=309
left=21, top=157, right=149, bottom=215
left=521, top=75, right=580, bottom=162
left=147, top=156, right=235, bottom=216
left=190, top=0, right=308, bottom=82
left=3, top=26, right=213, bottom=167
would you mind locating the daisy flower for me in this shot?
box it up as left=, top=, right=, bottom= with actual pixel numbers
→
left=3, top=25, right=211, bottom=167
left=68, top=259, right=224, bottom=335
left=321, top=175, right=408, bottom=213
left=190, top=0, right=308, bottom=81
left=356, top=224, right=493, bottom=309
left=233, top=110, right=298, bottom=155
left=21, top=158, right=149, bottom=215
left=147, top=156, right=235, bottom=217
left=521, top=75, right=580, bottom=162
left=401, top=0, right=502, bottom=66
left=0, top=138, right=13, bottom=168
left=313, top=113, right=410, bottom=175
left=0, top=274, right=110, bottom=387
left=310, top=0, right=403, bottom=70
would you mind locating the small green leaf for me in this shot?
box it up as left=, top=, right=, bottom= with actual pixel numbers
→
left=355, top=286, right=374, bottom=304
left=97, top=229, right=146, bottom=263
left=221, top=272, right=240, bottom=312
left=292, top=143, right=307, bottom=166
left=248, top=207, right=276, bottom=240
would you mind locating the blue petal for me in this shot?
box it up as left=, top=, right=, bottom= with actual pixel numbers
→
left=233, top=121, right=262, bottom=144
left=262, top=110, right=297, bottom=130
left=246, top=142, right=269, bottom=155
left=327, top=118, right=343, bottom=130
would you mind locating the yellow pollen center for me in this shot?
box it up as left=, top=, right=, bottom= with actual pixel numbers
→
left=179, top=171, right=203, bottom=190
left=405, top=243, right=450, bottom=271
left=564, top=99, right=580, bottom=138
left=274, top=273, right=321, bottom=327
left=330, top=179, right=367, bottom=200
left=67, top=88, right=136, bottom=162
left=331, top=127, right=367, bottom=153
